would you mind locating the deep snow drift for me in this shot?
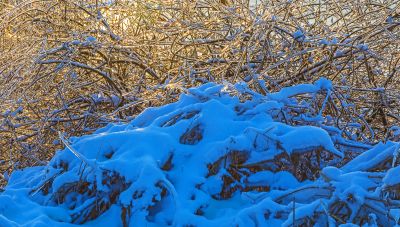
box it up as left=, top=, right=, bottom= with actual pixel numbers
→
left=0, top=80, right=399, bottom=226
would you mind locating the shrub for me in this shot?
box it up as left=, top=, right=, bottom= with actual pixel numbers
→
left=0, top=0, right=399, bottom=182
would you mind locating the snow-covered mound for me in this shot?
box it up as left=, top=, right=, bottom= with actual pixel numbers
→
left=1, top=80, right=399, bottom=226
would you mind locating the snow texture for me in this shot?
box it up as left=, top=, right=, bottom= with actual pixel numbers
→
left=0, top=80, right=398, bottom=226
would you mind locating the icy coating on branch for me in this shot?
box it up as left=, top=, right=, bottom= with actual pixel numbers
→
left=0, top=79, right=399, bottom=226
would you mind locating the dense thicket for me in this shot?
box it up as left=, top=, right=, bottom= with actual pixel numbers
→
left=1, top=0, right=399, bottom=184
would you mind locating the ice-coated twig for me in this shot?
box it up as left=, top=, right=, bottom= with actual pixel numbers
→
left=392, top=143, right=400, bottom=168
left=58, top=131, right=96, bottom=169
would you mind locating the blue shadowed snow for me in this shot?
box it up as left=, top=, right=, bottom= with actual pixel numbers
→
left=0, top=80, right=398, bottom=226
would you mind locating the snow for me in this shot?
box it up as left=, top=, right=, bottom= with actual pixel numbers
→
left=390, top=209, right=400, bottom=226
left=341, top=142, right=396, bottom=173
left=278, top=125, right=343, bottom=157
left=0, top=80, right=398, bottom=226
left=384, top=165, right=400, bottom=186
left=293, top=29, right=305, bottom=42
left=357, top=43, right=369, bottom=51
